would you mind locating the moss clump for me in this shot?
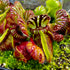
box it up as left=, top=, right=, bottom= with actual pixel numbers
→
left=0, top=35, right=70, bottom=70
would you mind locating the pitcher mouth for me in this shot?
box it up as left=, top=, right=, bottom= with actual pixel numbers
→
left=27, top=14, right=51, bottom=30
left=30, top=26, right=49, bottom=33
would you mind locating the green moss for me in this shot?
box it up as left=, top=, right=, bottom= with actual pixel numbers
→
left=0, top=35, right=70, bottom=70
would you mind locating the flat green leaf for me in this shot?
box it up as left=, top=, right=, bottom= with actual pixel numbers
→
left=0, top=8, right=10, bottom=23
left=39, top=30, right=53, bottom=62
left=0, top=29, right=9, bottom=43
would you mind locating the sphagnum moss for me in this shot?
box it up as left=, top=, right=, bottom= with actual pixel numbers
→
left=0, top=35, right=70, bottom=70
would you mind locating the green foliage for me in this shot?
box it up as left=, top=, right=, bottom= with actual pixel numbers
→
left=39, top=30, right=51, bottom=62
left=0, top=29, right=9, bottom=43
left=34, top=5, right=47, bottom=15
left=46, top=0, right=62, bottom=18
left=0, top=8, right=10, bottom=23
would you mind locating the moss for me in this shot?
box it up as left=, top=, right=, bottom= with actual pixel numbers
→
left=0, top=35, right=70, bottom=70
